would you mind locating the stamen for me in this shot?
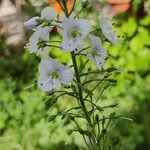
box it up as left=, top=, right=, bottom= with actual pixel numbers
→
left=50, top=71, right=59, bottom=79
left=70, top=28, right=80, bottom=38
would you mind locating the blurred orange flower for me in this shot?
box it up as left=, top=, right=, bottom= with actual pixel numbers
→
left=48, top=0, right=74, bottom=34
left=48, top=0, right=74, bottom=15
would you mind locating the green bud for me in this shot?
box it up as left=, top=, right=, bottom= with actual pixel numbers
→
left=67, top=129, right=74, bottom=135
left=79, top=129, right=90, bottom=136
left=110, top=103, right=119, bottom=108
left=97, top=106, right=104, bottom=112
left=109, top=112, right=116, bottom=117
left=48, top=115, right=57, bottom=122
left=37, top=18, right=43, bottom=24
left=61, top=114, right=67, bottom=120
left=108, top=79, right=117, bottom=83
left=102, top=129, right=107, bottom=134
left=68, top=115, right=75, bottom=121
left=102, top=116, right=105, bottom=125
left=113, top=138, right=120, bottom=146
left=106, top=67, right=117, bottom=72
left=95, top=114, right=99, bottom=122
left=82, top=0, right=90, bottom=8
left=88, top=67, right=92, bottom=71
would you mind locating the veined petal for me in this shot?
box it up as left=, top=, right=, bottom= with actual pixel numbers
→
left=88, top=35, right=107, bottom=70
left=89, top=35, right=102, bottom=48
left=99, top=14, right=118, bottom=45
left=50, top=79, right=61, bottom=90
left=29, top=31, right=39, bottom=43
left=24, top=16, right=39, bottom=30
left=99, top=15, right=112, bottom=30
left=74, top=41, right=87, bottom=54
left=59, top=67, right=74, bottom=84
left=103, top=30, right=118, bottom=45
left=75, top=19, right=91, bottom=36
left=26, top=42, right=38, bottom=53
left=38, top=75, right=53, bottom=92
left=39, top=27, right=51, bottom=41
left=62, top=35, right=82, bottom=51
left=39, top=57, right=55, bottom=74
left=41, top=7, right=57, bottom=20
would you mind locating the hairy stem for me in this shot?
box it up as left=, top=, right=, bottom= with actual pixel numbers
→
left=71, top=52, right=92, bottom=125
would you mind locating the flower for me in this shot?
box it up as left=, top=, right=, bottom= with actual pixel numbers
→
left=26, top=27, right=51, bottom=55
left=88, top=35, right=107, bottom=69
left=38, top=57, right=74, bottom=92
left=99, top=14, right=118, bottom=45
left=24, top=16, right=39, bottom=30
left=24, top=7, right=58, bottom=31
left=25, top=7, right=59, bottom=54
left=61, top=17, right=91, bottom=51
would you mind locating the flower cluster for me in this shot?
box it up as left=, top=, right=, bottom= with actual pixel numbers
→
left=24, top=6, right=118, bottom=92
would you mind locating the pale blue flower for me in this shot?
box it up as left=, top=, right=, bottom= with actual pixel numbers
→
left=38, top=57, right=74, bottom=92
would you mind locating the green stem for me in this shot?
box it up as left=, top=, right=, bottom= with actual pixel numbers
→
left=71, top=52, right=92, bottom=125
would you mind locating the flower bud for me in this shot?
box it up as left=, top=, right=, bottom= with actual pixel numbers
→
left=48, top=115, right=57, bottom=122
left=24, top=16, right=40, bottom=30
left=82, top=0, right=90, bottom=8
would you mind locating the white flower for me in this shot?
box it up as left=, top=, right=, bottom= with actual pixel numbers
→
left=99, top=14, right=118, bottom=45
left=24, top=16, right=39, bottom=30
left=38, top=57, right=74, bottom=92
left=24, top=7, right=58, bottom=31
left=38, top=7, right=58, bottom=31
left=61, top=18, right=91, bottom=51
left=25, top=7, right=58, bottom=55
left=88, top=35, right=107, bottom=70
left=26, top=27, right=51, bottom=55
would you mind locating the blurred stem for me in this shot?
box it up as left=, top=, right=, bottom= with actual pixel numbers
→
left=69, top=0, right=76, bottom=16
left=71, top=52, right=92, bottom=126
left=62, top=0, right=69, bottom=16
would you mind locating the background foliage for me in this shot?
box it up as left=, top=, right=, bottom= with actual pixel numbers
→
left=0, top=0, right=150, bottom=149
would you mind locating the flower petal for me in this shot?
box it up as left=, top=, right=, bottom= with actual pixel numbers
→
left=61, top=35, right=82, bottom=51
left=50, top=79, right=61, bottom=90
left=99, top=14, right=118, bottom=45
left=99, top=14, right=112, bottom=30
left=59, top=67, right=74, bottom=84
left=24, top=16, right=39, bottom=30
left=75, top=19, right=91, bottom=36
left=89, top=35, right=102, bottom=48
left=38, top=75, right=53, bottom=92
left=39, top=57, right=55, bottom=74
left=41, top=7, right=57, bottom=20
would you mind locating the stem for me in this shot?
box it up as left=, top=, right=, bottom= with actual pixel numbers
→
left=71, top=52, right=92, bottom=125
left=69, top=0, right=76, bottom=16
left=62, top=0, right=69, bottom=17
left=46, top=44, right=62, bottom=49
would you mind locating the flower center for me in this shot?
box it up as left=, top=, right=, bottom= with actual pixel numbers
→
left=50, top=71, right=59, bottom=79
left=70, top=28, right=80, bottom=38
left=91, top=50, right=99, bottom=57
